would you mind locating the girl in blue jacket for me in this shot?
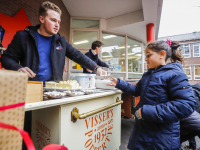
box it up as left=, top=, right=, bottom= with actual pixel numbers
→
left=108, top=40, right=196, bottom=150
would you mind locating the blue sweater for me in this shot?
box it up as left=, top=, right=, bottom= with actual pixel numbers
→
left=116, top=62, right=196, bottom=150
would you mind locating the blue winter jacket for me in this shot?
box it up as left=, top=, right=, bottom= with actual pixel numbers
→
left=116, top=62, right=196, bottom=150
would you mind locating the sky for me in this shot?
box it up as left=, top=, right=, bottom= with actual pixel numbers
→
left=158, top=0, right=200, bottom=38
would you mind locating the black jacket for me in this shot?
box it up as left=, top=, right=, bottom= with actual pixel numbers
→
left=191, top=82, right=200, bottom=113
left=82, top=49, right=109, bottom=74
left=1, top=25, right=97, bottom=81
left=180, top=83, right=200, bottom=142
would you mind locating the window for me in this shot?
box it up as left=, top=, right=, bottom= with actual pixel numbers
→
left=128, top=73, right=142, bottom=80
left=183, top=65, right=192, bottom=80
left=72, top=19, right=99, bottom=29
left=69, top=17, right=145, bottom=77
left=72, top=31, right=98, bottom=48
left=127, top=37, right=142, bottom=73
left=181, top=44, right=190, bottom=58
left=194, top=65, right=200, bottom=80
left=142, top=43, right=146, bottom=73
left=110, top=73, right=126, bottom=80
left=101, top=32, right=125, bottom=72
left=193, top=43, right=200, bottom=57
left=70, top=18, right=100, bottom=72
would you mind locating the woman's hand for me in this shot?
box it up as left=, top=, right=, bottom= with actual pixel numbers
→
left=107, top=76, right=117, bottom=87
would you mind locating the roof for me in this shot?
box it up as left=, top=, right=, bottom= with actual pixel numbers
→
left=62, top=0, right=163, bottom=43
left=158, top=31, right=200, bottom=42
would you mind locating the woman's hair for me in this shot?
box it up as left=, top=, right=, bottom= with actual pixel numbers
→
left=39, top=1, right=62, bottom=17
left=147, top=40, right=184, bottom=64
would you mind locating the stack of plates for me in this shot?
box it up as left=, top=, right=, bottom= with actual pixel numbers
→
left=96, top=74, right=111, bottom=80
left=95, top=79, right=116, bottom=90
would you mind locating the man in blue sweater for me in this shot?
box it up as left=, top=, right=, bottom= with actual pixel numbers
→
left=1, top=2, right=106, bottom=82
left=0, top=2, right=107, bottom=150
left=83, top=41, right=113, bottom=74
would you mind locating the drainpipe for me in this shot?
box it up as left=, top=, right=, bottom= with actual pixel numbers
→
left=146, top=23, right=155, bottom=43
left=146, top=23, right=155, bottom=69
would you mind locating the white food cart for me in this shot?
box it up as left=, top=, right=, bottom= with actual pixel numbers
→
left=25, top=90, right=123, bottom=150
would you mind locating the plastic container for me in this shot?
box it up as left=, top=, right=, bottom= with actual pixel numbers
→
left=95, top=79, right=116, bottom=90
left=70, top=73, right=96, bottom=89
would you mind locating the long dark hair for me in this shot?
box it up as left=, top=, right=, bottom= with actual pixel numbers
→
left=147, top=40, right=184, bottom=64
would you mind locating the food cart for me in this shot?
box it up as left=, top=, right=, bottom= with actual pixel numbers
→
left=25, top=89, right=123, bottom=150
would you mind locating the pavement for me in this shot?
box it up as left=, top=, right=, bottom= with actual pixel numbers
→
left=120, top=117, right=134, bottom=150
left=120, top=117, right=200, bottom=150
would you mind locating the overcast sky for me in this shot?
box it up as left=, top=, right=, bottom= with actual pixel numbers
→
left=158, top=0, right=200, bottom=38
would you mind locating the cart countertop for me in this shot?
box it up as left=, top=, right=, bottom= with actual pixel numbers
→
left=25, top=89, right=122, bottom=111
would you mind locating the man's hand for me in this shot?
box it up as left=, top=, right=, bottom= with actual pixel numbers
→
left=86, top=69, right=93, bottom=73
left=18, top=67, right=36, bottom=78
left=96, top=67, right=107, bottom=76
left=109, top=67, right=113, bottom=71
left=107, top=76, right=117, bottom=87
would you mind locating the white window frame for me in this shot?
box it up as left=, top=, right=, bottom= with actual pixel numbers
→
left=128, top=72, right=143, bottom=81
left=193, top=43, right=200, bottom=57
left=181, top=44, right=191, bottom=58
left=100, top=30, right=144, bottom=79
left=69, top=17, right=101, bottom=73
left=127, top=37, right=143, bottom=74
left=194, top=64, right=200, bottom=80
left=183, top=65, right=192, bottom=80
left=68, top=16, right=146, bottom=80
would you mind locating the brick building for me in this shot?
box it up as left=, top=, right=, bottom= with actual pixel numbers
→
left=159, top=32, right=200, bottom=85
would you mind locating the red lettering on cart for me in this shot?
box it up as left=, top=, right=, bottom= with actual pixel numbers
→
left=108, top=119, right=113, bottom=125
left=85, top=109, right=113, bottom=129
left=36, top=120, right=51, bottom=148
left=85, top=139, right=93, bottom=148
left=85, top=118, right=91, bottom=129
left=99, top=113, right=102, bottom=124
left=36, top=120, right=51, bottom=137
left=107, top=110, right=110, bottom=120
left=94, top=115, right=98, bottom=126
left=103, top=112, right=106, bottom=122
left=102, top=142, right=107, bottom=150
left=85, top=130, right=93, bottom=137
left=110, top=109, right=113, bottom=117
left=84, top=109, right=114, bottom=150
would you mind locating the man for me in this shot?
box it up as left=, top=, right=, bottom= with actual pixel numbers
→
left=0, top=2, right=106, bottom=150
left=1, top=1, right=106, bottom=81
left=180, top=82, right=200, bottom=150
left=83, top=40, right=113, bottom=74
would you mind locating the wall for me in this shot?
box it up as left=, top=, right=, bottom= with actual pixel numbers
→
left=180, top=40, right=200, bottom=85
left=0, top=0, right=70, bottom=80
left=0, top=0, right=70, bottom=40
